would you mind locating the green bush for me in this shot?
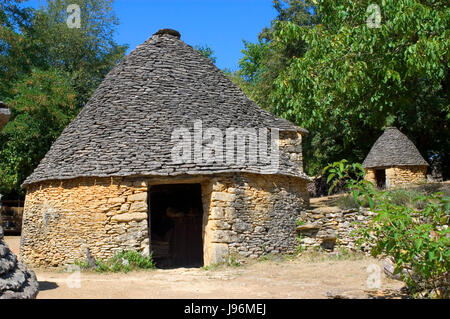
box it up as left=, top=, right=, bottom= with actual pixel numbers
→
left=75, top=250, right=156, bottom=273
left=325, top=160, right=450, bottom=298
left=356, top=191, right=450, bottom=298
left=296, top=233, right=304, bottom=254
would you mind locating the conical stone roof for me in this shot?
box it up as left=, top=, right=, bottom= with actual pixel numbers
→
left=362, top=127, right=429, bottom=168
left=23, top=29, right=308, bottom=186
left=0, top=226, right=39, bottom=299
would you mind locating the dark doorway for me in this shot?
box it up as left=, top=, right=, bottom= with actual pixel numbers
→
left=375, top=169, right=386, bottom=189
left=149, top=184, right=204, bottom=268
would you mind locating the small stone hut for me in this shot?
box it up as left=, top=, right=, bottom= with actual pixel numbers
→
left=21, top=29, right=310, bottom=268
left=363, top=127, right=428, bottom=189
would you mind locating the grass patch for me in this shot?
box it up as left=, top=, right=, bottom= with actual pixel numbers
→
left=74, top=250, right=156, bottom=273
left=334, top=193, right=369, bottom=210
left=202, top=263, right=220, bottom=271
left=332, top=183, right=450, bottom=211
left=202, top=253, right=242, bottom=270
left=298, top=247, right=366, bottom=263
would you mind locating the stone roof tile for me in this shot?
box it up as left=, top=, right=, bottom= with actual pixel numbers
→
left=362, top=127, right=429, bottom=168
left=23, top=30, right=309, bottom=186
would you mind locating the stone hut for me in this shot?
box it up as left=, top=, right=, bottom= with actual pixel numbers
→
left=363, top=127, right=428, bottom=189
left=20, top=29, right=310, bottom=268
left=0, top=103, right=39, bottom=299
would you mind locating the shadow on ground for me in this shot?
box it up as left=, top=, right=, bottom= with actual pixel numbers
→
left=38, top=281, right=58, bottom=291
left=366, top=288, right=410, bottom=299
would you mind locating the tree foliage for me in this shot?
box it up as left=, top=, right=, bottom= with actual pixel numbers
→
left=237, top=0, right=318, bottom=106
left=0, top=0, right=126, bottom=196
left=194, top=44, right=217, bottom=64
left=238, top=0, right=450, bottom=177
left=360, top=190, right=449, bottom=298
left=0, top=69, right=78, bottom=195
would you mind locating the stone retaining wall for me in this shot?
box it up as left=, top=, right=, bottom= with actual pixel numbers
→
left=297, top=206, right=374, bottom=253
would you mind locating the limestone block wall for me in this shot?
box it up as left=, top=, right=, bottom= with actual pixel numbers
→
left=203, top=173, right=309, bottom=265
left=22, top=173, right=309, bottom=268
left=364, top=169, right=376, bottom=184
left=21, top=177, right=149, bottom=267
left=386, top=165, right=427, bottom=188
left=297, top=207, right=374, bottom=253
left=365, top=166, right=427, bottom=189
left=279, top=131, right=303, bottom=173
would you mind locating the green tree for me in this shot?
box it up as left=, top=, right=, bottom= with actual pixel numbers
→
left=325, top=160, right=450, bottom=298
left=24, top=0, right=127, bottom=107
left=267, top=0, right=449, bottom=176
left=0, top=0, right=35, bottom=98
left=0, top=0, right=127, bottom=196
left=237, top=0, right=318, bottom=107
left=194, top=44, right=217, bottom=64
left=0, top=69, right=78, bottom=195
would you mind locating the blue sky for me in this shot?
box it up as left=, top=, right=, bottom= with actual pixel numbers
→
left=24, top=0, right=278, bottom=71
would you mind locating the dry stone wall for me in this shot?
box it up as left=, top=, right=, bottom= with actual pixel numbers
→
left=386, top=166, right=427, bottom=188
left=22, top=173, right=310, bottom=267
left=297, top=206, right=374, bottom=253
left=364, top=169, right=376, bottom=184
left=21, top=177, right=149, bottom=267
left=365, top=166, right=427, bottom=189
left=279, top=131, right=304, bottom=174
left=203, top=173, right=309, bottom=265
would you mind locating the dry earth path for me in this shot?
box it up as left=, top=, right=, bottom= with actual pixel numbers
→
left=4, top=236, right=403, bottom=299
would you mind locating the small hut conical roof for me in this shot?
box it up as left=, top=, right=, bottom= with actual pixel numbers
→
left=0, top=102, right=10, bottom=131
left=23, top=29, right=308, bottom=186
left=362, top=127, right=428, bottom=168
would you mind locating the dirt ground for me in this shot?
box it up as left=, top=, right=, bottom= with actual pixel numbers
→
left=4, top=236, right=404, bottom=299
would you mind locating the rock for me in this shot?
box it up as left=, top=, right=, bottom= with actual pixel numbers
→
left=212, top=220, right=231, bottom=230
left=210, top=207, right=225, bottom=219
left=321, top=230, right=337, bottom=242
left=300, top=237, right=316, bottom=245
left=107, top=197, right=126, bottom=204
left=325, top=289, right=361, bottom=299
left=312, top=206, right=341, bottom=214
left=211, top=192, right=236, bottom=202
left=111, top=213, right=147, bottom=223
left=85, top=248, right=97, bottom=269
left=232, top=221, right=252, bottom=233
left=0, top=226, right=39, bottom=299
left=127, top=192, right=147, bottom=202
left=207, top=243, right=229, bottom=265
left=212, top=230, right=234, bottom=243
left=119, top=203, right=130, bottom=213
left=296, top=224, right=320, bottom=231
left=383, top=257, right=404, bottom=281
left=129, top=201, right=147, bottom=213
